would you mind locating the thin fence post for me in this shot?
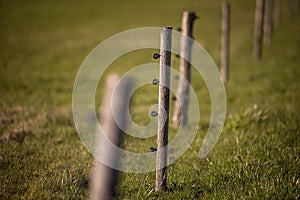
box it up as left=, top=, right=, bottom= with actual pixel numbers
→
left=221, top=2, right=230, bottom=83
left=155, top=26, right=172, bottom=192
left=283, top=0, right=289, bottom=16
left=293, top=0, right=300, bottom=14
left=172, top=11, right=197, bottom=128
left=285, top=0, right=294, bottom=16
left=253, top=0, right=265, bottom=60
left=264, top=0, right=273, bottom=45
left=89, top=74, right=132, bottom=200
left=272, top=0, right=281, bottom=26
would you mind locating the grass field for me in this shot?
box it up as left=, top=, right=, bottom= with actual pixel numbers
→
left=1, top=0, right=300, bottom=199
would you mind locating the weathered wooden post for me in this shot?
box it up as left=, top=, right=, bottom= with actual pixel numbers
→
left=293, top=0, right=300, bottom=14
left=155, top=26, right=172, bottom=192
left=285, top=0, right=295, bottom=16
left=89, top=74, right=132, bottom=200
left=283, top=0, right=290, bottom=16
left=172, top=11, right=197, bottom=128
left=221, top=2, right=230, bottom=83
left=253, top=0, right=265, bottom=60
left=272, top=0, right=281, bottom=27
left=264, top=0, right=273, bottom=45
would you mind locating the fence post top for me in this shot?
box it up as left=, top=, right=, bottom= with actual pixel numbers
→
left=163, top=26, right=173, bottom=30
left=183, top=11, right=198, bottom=20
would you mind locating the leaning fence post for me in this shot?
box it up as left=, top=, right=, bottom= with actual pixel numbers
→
left=221, top=2, right=230, bottom=83
left=89, top=74, right=132, bottom=200
left=172, top=11, right=197, bottom=128
left=264, top=0, right=273, bottom=45
left=155, top=26, right=172, bottom=192
left=253, top=0, right=265, bottom=60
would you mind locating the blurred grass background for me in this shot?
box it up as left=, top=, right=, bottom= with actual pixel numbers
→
left=0, top=0, right=299, bottom=199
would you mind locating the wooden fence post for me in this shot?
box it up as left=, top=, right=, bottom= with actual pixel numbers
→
left=172, top=11, right=197, bottom=128
left=293, top=0, right=300, bottom=14
left=221, top=2, right=230, bottom=83
left=264, top=0, right=273, bottom=45
left=253, top=0, right=265, bottom=60
left=89, top=74, right=132, bottom=200
left=155, top=26, right=172, bottom=192
left=284, top=0, right=290, bottom=16
left=285, top=0, right=295, bottom=16
left=272, top=0, right=281, bottom=26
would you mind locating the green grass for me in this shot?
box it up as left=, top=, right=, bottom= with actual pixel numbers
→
left=1, top=0, right=300, bottom=199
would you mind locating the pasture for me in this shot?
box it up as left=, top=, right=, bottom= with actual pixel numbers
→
left=0, top=0, right=299, bottom=199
